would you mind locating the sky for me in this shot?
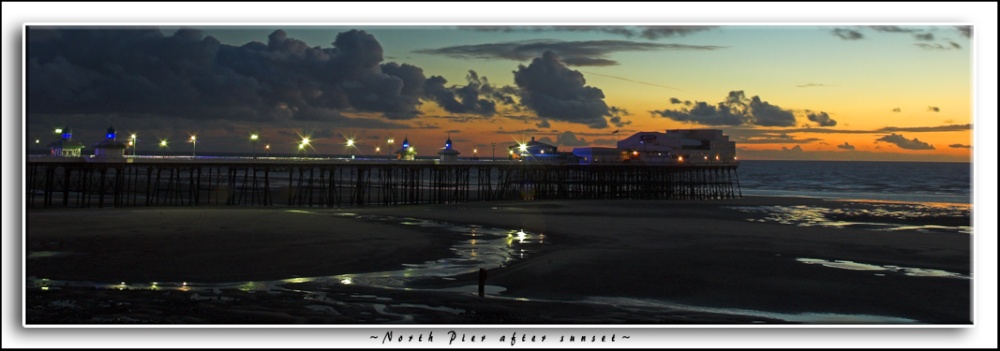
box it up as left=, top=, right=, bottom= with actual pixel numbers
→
left=24, top=23, right=976, bottom=161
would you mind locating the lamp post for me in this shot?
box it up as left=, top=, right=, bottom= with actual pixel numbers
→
left=131, top=134, right=137, bottom=157
left=474, top=148, right=478, bottom=160
left=491, top=142, right=496, bottom=161
left=265, top=144, right=270, bottom=158
left=346, top=138, right=355, bottom=159
left=160, top=139, right=168, bottom=156
left=250, top=133, right=259, bottom=159
left=189, top=136, right=197, bottom=158
left=387, top=138, right=394, bottom=160
left=300, top=137, right=310, bottom=159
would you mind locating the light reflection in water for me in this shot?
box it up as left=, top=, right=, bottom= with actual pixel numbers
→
left=727, top=202, right=971, bottom=234
left=796, top=257, right=970, bottom=279
left=28, top=214, right=549, bottom=296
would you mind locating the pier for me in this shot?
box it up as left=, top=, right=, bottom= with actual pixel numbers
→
left=25, top=159, right=741, bottom=208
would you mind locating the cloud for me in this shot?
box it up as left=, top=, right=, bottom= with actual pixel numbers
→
left=832, top=28, right=863, bottom=40
left=495, top=128, right=540, bottom=135
left=735, top=136, right=823, bottom=144
left=781, top=145, right=804, bottom=152
left=728, top=124, right=970, bottom=137
left=875, top=133, right=935, bottom=150
left=914, top=33, right=935, bottom=41
left=806, top=111, right=837, bottom=127
left=927, top=106, right=940, bottom=112
left=916, top=42, right=961, bottom=50
left=868, top=26, right=919, bottom=33
left=650, top=91, right=796, bottom=127
left=948, top=144, right=971, bottom=149
left=416, top=39, right=723, bottom=67
left=837, top=142, right=856, bottom=150
left=670, top=97, right=682, bottom=104
left=796, top=83, right=828, bottom=88
left=608, top=106, right=632, bottom=128
left=464, top=25, right=717, bottom=40
left=423, top=70, right=515, bottom=117
left=955, top=26, right=972, bottom=38
left=892, top=107, right=901, bottom=112
left=27, top=28, right=428, bottom=122
left=513, top=51, right=614, bottom=129
left=554, top=131, right=590, bottom=147
left=535, top=120, right=551, bottom=128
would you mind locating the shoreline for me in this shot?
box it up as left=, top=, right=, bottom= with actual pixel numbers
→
left=25, top=196, right=972, bottom=324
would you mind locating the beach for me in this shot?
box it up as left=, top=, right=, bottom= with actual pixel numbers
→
left=24, top=196, right=972, bottom=324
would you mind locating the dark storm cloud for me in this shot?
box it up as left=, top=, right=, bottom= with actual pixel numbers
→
left=837, top=142, right=856, bottom=150
left=876, top=133, right=935, bottom=150
left=949, top=144, right=971, bottom=149
left=415, top=40, right=723, bottom=67
left=892, top=107, right=901, bottom=112
left=927, top=106, right=940, bottom=112
left=782, top=145, right=805, bottom=153
left=513, top=51, right=614, bottom=129
left=423, top=70, right=514, bottom=117
left=670, top=97, right=682, bottom=104
left=807, top=111, right=837, bottom=127
left=914, top=33, right=935, bottom=41
left=536, top=120, right=551, bottom=128
left=464, top=25, right=717, bottom=40
left=650, top=91, right=796, bottom=127
left=27, top=27, right=429, bottom=122
left=832, top=28, right=863, bottom=40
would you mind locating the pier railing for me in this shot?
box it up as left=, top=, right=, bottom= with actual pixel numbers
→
left=25, top=160, right=741, bottom=208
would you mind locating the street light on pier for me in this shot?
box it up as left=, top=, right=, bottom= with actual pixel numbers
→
left=160, top=139, right=168, bottom=156
left=299, top=137, right=310, bottom=158
left=491, top=142, right=496, bottom=161
left=189, top=135, right=197, bottom=158
left=346, top=138, right=355, bottom=158
left=131, top=134, right=138, bottom=156
left=250, top=133, right=259, bottom=159
left=474, top=148, right=478, bottom=160
left=387, top=138, right=394, bottom=160
left=265, top=144, right=271, bottom=158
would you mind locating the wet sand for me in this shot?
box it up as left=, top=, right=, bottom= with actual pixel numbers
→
left=25, top=197, right=972, bottom=324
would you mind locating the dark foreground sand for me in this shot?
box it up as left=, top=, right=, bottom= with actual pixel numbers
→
left=24, top=197, right=971, bottom=324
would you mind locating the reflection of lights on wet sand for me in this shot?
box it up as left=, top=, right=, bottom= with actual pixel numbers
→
left=341, top=277, right=353, bottom=285
left=516, top=229, right=527, bottom=243
left=41, top=286, right=49, bottom=291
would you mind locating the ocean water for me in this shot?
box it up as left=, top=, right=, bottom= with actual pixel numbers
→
left=736, top=160, right=972, bottom=204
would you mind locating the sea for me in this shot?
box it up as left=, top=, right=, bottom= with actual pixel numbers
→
left=736, top=160, right=972, bottom=205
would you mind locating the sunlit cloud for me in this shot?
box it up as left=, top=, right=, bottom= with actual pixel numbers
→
left=875, top=133, right=935, bottom=150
